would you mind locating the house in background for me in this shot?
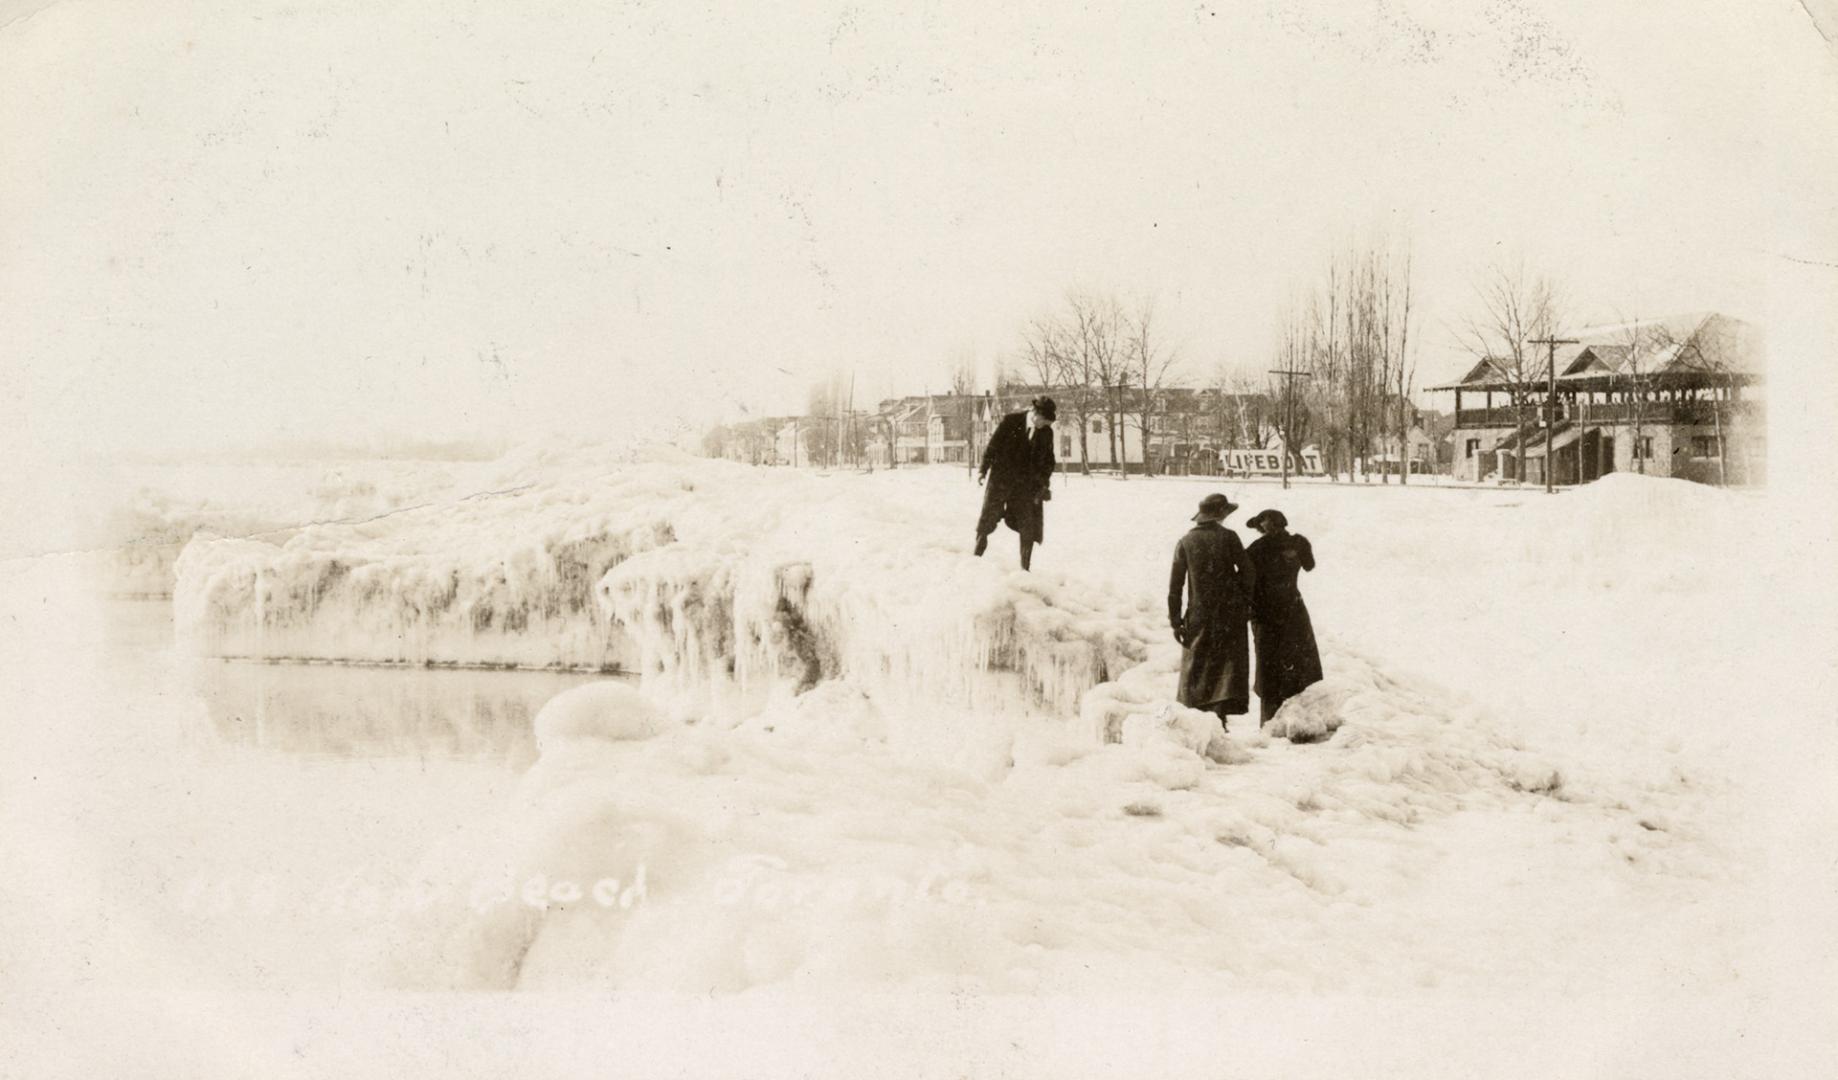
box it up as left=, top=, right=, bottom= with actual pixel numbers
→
left=1062, top=409, right=1146, bottom=470
left=772, top=418, right=813, bottom=467
left=707, top=417, right=787, bottom=465
left=1368, top=404, right=1451, bottom=477
left=1433, top=312, right=1764, bottom=486
left=1147, top=389, right=1272, bottom=475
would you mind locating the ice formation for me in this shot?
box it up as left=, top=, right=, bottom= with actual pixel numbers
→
left=174, top=453, right=1160, bottom=728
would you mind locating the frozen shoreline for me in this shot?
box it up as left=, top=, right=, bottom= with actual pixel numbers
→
left=10, top=448, right=1821, bottom=1005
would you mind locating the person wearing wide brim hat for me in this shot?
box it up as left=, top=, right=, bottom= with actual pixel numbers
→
left=973, top=396, right=1057, bottom=571
left=1191, top=492, right=1236, bottom=522
left=1167, top=492, right=1256, bottom=725
left=1244, top=507, right=1323, bottom=725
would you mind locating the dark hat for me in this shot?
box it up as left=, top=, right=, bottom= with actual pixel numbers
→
left=1030, top=396, right=1057, bottom=423
left=1191, top=493, right=1238, bottom=522
left=1246, top=509, right=1288, bottom=531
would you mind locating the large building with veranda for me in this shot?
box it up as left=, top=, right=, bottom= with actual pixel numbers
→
left=1431, top=312, right=1764, bottom=487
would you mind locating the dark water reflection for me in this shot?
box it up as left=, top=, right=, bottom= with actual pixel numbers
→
left=195, top=661, right=607, bottom=770
left=108, top=598, right=615, bottom=770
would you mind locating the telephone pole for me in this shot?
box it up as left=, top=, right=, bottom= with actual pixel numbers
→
left=1267, top=366, right=1313, bottom=490
left=1528, top=336, right=1579, bottom=493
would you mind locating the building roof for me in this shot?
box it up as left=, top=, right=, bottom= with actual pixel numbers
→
left=1557, top=312, right=1762, bottom=385
left=1431, top=312, right=1762, bottom=392
left=1429, top=355, right=1551, bottom=392
left=889, top=402, right=929, bottom=426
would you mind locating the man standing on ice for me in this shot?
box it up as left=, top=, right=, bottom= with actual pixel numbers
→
left=1168, top=493, right=1256, bottom=726
left=973, top=396, right=1057, bottom=571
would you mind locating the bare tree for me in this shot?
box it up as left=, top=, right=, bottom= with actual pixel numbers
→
left=1337, top=242, right=1415, bottom=484
left=1676, top=314, right=1754, bottom=486
left=1392, top=247, right=1416, bottom=485
left=1021, top=291, right=1123, bottom=477
left=1377, top=243, right=1417, bottom=484
left=1125, top=296, right=1181, bottom=477
left=1346, top=248, right=1379, bottom=482
left=1456, top=259, right=1563, bottom=484
left=1602, top=314, right=1745, bottom=484
left=1067, top=291, right=1128, bottom=477
left=1018, top=314, right=1080, bottom=471
left=1227, top=368, right=1272, bottom=449
left=1205, top=363, right=1274, bottom=456
left=1602, top=311, right=1663, bottom=476
left=1303, top=281, right=1342, bottom=480
left=803, top=373, right=863, bottom=469
left=947, top=349, right=978, bottom=474
left=1261, top=236, right=1417, bottom=483
left=1268, top=297, right=1316, bottom=488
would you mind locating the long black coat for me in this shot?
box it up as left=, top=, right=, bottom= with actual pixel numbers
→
left=976, top=412, right=1055, bottom=544
left=1247, top=531, right=1323, bottom=719
left=1168, top=522, right=1255, bottom=712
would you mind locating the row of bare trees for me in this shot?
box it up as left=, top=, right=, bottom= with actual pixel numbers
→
left=801, top=373, right=868, bottom=468
left=1266, top=239, right=1419, bottom=483
left=1010, top=291, right=1181, bottom=477
left=717, top=245, right=1755, bottom=489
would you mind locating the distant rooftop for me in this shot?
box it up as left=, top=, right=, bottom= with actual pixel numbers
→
left=1430, top=312, right=1762, bottom=392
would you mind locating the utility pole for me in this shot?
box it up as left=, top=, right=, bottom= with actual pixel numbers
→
left=923, top=389, right=933, bottom=465
left=1267, top=366, right=1313, bottom=490
left=1528, top=336, right=1579, bottom=493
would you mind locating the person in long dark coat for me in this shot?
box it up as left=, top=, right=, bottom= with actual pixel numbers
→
left=1168, top=493, right=1256, bottom=725
left=1245, top=509, right=1323, bottom=725
left=974, top=396, right=1057, bottom=571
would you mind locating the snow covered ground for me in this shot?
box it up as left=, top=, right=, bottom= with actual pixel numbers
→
left=5, top=449, right=1835, bottom=1075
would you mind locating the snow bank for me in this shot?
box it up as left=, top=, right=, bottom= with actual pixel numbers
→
left=1497, top=472, right=1755, bottom=593
left=360, top=644, right=1739, bottom=994
left=533, top=682, right=671, bottom=750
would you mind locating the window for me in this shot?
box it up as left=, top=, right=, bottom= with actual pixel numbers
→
left=1060, top=434, right=1072, bottom=456
left=1091, top=418, right=1103, bottom=434
left=1691, top=435, right=1720, bottom=458
left=1632, top=436, right=1654, bottom=460
left=1464, top=438, right=1480, bottom=459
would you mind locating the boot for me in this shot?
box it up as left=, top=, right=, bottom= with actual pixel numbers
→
left=1019, top=539, right=1033, bottom=571
left=973, top=533, right=988, bottom=557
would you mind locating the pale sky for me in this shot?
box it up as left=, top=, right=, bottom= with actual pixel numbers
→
left=3, top=0, right=1835, bottom=462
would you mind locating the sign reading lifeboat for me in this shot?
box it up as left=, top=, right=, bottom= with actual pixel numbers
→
left=1219, top=448, right=1324, bottom=476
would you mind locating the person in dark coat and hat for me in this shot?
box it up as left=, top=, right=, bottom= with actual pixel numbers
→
left=1245, top=509, right=1323, bottom=725
left=974, top=396, right=1057, bottom=571
left=1168, top=493, right=1257, bottom=725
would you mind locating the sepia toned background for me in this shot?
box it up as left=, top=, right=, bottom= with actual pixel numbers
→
left=3, top=1, right=1836, bottom=1077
